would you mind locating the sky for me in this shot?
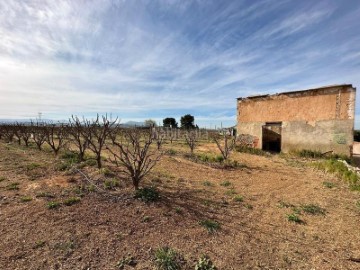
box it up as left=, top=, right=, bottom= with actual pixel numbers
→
left=1, top=0, right=360, bottom=128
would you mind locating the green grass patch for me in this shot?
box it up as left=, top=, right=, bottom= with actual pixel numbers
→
left=104, top=178, right=120, bottom=189
left=195, top=255, right=217, bottom=270
left=6, top=182, right=19, bottom=190
left=313, top=159, right=360, bottom=190
left=323, top=181, right=336, bottom=188
left=36, top=192, right=55, bottom=198
left=202, top=180, right=213, bottom=187
left=220, top=181, right=231, bottom=187
left=63, top=197, right=81, bottom=206
left=233, top=195, right=244, bottom=202
left=199, top=219, right=220, bottom=233
left=47, top=201, right=61, bottom=209
left=26, top=163, right=42, bottom=171
left=20, top=196, right=32, bottom=202
left=301, top=204, right=325, bottom=215
left=197, top=153, right=224, bottom=163
left=134, top=187, right=160, bottom=202
left=287, top=213, right=303, bottom=224
left=0, top=176, right=6, bottom=182
left=235, top=145, right=267, bottom=156
left=154, top=247, right=182, bottom=270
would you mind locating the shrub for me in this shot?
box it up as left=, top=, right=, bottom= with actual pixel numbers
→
left=0, top=176, right=6, bottom=182
left=154, top=247, right=181, bottom=270
left=195, top=255, right=217, bottom=270
left=295, top=149, right=323, bottom=158
left=63, top=197, right=81, bottom=206
left=134, top=187, right=160, bottom=202
left=99, top=167, right=115, bottom=177
left=199, top=219, right=220, bottom=233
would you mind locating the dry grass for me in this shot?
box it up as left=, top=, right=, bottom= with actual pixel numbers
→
left=0, top=141, right=359, bottom=269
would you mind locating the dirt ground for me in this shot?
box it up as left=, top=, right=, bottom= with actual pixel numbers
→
left=0, top=141, right=360, bottom=270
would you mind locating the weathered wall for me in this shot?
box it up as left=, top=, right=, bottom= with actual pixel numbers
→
left=237, top=85, right=356, bottom=155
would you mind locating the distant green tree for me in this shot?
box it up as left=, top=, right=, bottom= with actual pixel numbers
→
left=144, top=119, right=157, bottom=127
left=163, top=117, right=178, bottom=128
left=180, top=114, right=195, bottom=129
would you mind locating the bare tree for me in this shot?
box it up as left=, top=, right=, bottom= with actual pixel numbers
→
left=2, top=124, right=15, bottom=143
left=68, top=116, right=89, bottom=161
left=108, top=129, right=162, bottom=190
left=32, top=121, right=46, bottom=150
left=155, top=128, right=165, bottom=150
left=213, top=131, right=236, bottom=160
left=45, top=123, right=68, bottom=156
left=184, top=130, right=198, bottom=155
left=83, top=114, right=118, bottom=169
left=19, top=124, right=32, bottom=147
left=13, top=123, right=22, bottom=145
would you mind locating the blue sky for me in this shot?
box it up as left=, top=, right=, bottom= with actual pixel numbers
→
left=1, top=0, right=360, bottom=128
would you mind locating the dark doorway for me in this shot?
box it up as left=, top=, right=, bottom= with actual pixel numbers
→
left=262, top=122, right=282, bottom=152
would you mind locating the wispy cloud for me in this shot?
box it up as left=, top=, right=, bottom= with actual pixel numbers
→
left=0, top=0, right=360, bottom=127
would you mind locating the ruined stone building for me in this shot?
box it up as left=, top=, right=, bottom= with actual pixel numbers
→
left=237, top=84, right=356, bottom=156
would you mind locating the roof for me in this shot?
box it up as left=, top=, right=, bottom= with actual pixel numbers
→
left=237, top=84, right=354, bottom=100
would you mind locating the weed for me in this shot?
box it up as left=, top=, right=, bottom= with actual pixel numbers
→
left=166, top=149, right=177, bottom=156
left=174, top=207, right=183, bottom=214
left=34, top=240, right=46, bottom=249
left=134, top=187, right=160, bottom=202
left=225, top=189, right=237, bottom=196
left=233, top=195, right=244, bottom=202
left=63, top=197, right=81, bottom=206
left=294, top=149, right=323, bottom=158
left=244, top=203, right=253, bottom=209
left=6, top=182, right=19, bottom=190
left=202, top=181, right=213, bottom=187
left=220, top=181, right=231, bottom=187
left=61, top=151, right=79, bottom=162
left=195, top=255, right=217, bottom=270
left=313, top=159, right=360, bottom=190
left=47, top=201, right=61, bottom=209
left=199, top=219, right=220, bottom=233
left=99, top=167, right=115, bottom=177
left=104, top=179, right=120, bottom=189
left=301, top=204, right=325, bottom=215
left=36, top=192, right=55, bottom=198
left=235, top=146, right=267, bottom=156
left=55, top=240, right=75, bottom=254
left=154, top=246, right=182, bottom=270
left=87, top=185, right=96, bottom=192
left=356, top=201, right=360, bottom=209
left=116, top=255, right=136, bottom=269
left=197, top=153, right=224, bottom=164
left=278, top=201, right=295, bottom=208
left=142, top=216, right=151, bottom=222
left=85, top=159, right=97, bottom=167
left=26, top=163, right=41, bottom=171
left=20, top=196, right=32, bottom=202
left=202, top=199, right=212, bottom=206
left=0, top=176, right=6, bottom=182
left=287, top=213, right=302, bottom=224
left=323, top=181, right=336, bottom=188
